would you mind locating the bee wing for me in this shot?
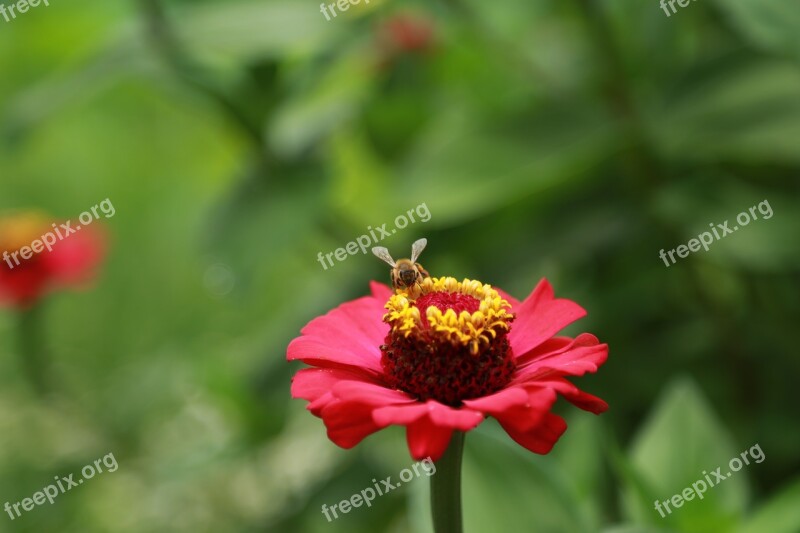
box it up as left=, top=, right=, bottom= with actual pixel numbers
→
left=410, top=238, right=428, bottom=263
left=372, top=247, right=396, bottom=267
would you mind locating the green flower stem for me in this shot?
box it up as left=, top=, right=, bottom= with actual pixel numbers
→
left=430, top=431, right=465, bottom=533
left=18, top=304, right=50, bottom=396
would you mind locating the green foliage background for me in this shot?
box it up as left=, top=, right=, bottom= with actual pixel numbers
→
left=0, top=0, right=798, bottom=531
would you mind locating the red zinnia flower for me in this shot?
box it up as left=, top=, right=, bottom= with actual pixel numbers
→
left=288, top=276, right=608, bottom=461
left=0, top=212, right=106, bottom=309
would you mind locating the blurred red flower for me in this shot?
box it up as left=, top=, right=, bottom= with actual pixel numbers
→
left=378, top=13, right=436, bottom=54
left=0, top=212, right=106, bottom=309
left=288, top=276, right=608, bottom=461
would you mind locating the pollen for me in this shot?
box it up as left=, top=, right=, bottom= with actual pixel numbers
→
left=380, top=277, right=516, bottom=405
left=384, top=277, right=514, bottom=354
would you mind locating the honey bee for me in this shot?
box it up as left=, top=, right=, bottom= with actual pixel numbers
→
left=372, top=238, right=431, bottom=290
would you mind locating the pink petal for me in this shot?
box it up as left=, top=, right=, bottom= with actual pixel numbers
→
left=321, top=400, right=386, bottom=449
left=370, top=281, right=394, bottom=301
left=407, top=417, right=454, bottom=461
left=513, top=338, right=608, bottom=383
left=461, top=386, right=528, bottom=412
left=287, top=337, right=384, bottom=375
left=331, top=380, right=416, bottom=405
left=514, top=336, right=576, bottom=364
left=307, top=392, right=335, bottom=416
left=45, top=224, right=106, bottom=284
left=494, top=287, right=521, bottom=309
left=467, top=387, right=558, bottom=432
left=301, top=294, right=388, bottom=344
left=499, top=412, right=568, bottom=455
left=508, top=279, right=587, bottom=356
left=535, top=377, right=608, bottom=414
left=317, top=381, right=415, bottom=449
left=290, top=368, right=381, bottom=402
left=373, top=400, right=483, bottom=430
left=300, top=368, right=393, bottom=417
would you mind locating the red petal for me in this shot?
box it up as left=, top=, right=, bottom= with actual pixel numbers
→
left=513, top=337, right=608, bottom=383
left=331, top=380, right=415, bottom=405
left=287, top=291, right=389, bottom=373
left=0, top=224, right=106, bottom=307
left=508, top=279, right=587, bottom=356
left=461, top=386, right=528, bottom=412
left=494, top=287, right=521, bottom=309
left=406, top=417, right=453, bottom=461
left=317, top=381, right=415, bottom=449
left=287, top=337, right=384, bottom=375
left=532, top=377, right=608, bottom=414
left=0, top=262, right=49, bottom=306
left=467, top=387, right=558, bottom=432
left=373, top=400, right=484, bottom=430
left=514, top=336, right=575, bottom=364
left=300, top=372, right=393, bottom=418
left=44, top=224, right=106, bottom=284
left=499, top=412, right=568, bottom=455
left=302, top=294, right=386, bottom=341
left=290, top=368, right=380, bottom=402
left=516, top=333, right=599, bottom=366
left=307, top=392, right=335, bottom=416
left=370, top=281, right=393, bottom=301
left=321, top=400, right=386, bottom=449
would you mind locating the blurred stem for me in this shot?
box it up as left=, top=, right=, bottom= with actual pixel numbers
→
left=18, top=303, right=50, bottom=396
left=430, top=431, right=464, bottom=533
left=137, top=0, right=270, bottom=156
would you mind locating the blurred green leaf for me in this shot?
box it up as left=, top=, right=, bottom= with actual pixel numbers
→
left=710, top=0, right=800, bottom=60
left=650, top=59, right=800, bottom=163
left=1, top=38, right=151, bottom=139
left=549, top=415, right=607, bottom=530
left=735, top=478, right=800, bottom=533
left=271, top=50, right=375, bottom=158
left=397, top=101, right=616, bottom=226
left=179, top=0, right=338, bottom=66
left=460, top=421, right=592, bottom=533
left=651, top=177, right=800, bottom=271
left=602, top=525, right=679, bottom=533
left=622, top=379, right=749, bottom=533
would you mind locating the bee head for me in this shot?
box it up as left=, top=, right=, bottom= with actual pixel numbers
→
left=395, top=260, right=417, bottom=286
left=399, top=269, right=417, bottom=286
